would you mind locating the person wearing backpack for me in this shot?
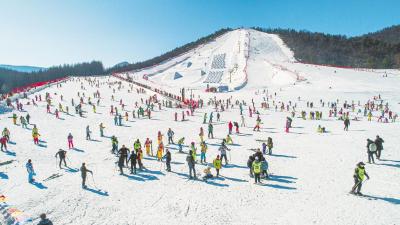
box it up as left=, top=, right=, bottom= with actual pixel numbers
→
left=366, top=139, right=376, bottom=164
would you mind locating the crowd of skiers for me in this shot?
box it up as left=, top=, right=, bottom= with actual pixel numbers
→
left=1, top=75, right=397, bottom=224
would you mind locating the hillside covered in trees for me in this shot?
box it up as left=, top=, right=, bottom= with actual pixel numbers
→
left=0, top=61, right=104, bottom=93
left=107, top=28, right=232, bottom=73
left=253, top=26, right=400, bottom=69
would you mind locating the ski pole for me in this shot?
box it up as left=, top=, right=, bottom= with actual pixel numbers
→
left=91, top=173, right=99, bottom=190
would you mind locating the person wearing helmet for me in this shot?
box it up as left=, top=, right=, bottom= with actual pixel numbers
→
left=350, top=162, right=370, bottom=195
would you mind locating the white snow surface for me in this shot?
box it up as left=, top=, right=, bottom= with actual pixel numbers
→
left=1, top=30, right=400, bottom=225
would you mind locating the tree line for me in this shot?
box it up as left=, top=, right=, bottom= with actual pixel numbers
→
left=252, top=27, right=400, bottom=69
left=0, top=61, right=104, bottom=94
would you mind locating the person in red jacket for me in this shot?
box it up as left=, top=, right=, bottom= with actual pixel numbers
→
left=228, top=121, right=233, bottom=134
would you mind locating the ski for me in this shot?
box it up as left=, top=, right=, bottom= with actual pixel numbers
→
left=43, top=173, right=63, bottom=182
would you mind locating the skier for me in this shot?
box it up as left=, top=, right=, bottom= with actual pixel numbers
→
left=26, top=159, right=35, bottom=183
left=218, top=143, right=230, bottom=165
left=80, top=163, right=93, bottom=188
left=26, top=113, right=30, bottom=124
left=143, top=138, right=151, bottom=156
left=350, top=162, right=370, bottom=196
left=99, top=123, right=105, bottom=137
left=118, top=145, right=129, bottom=167
left=344, top=117, right=350, bottom=131
left=253, top=116, right=261, bottom=131
left=267, top=137, right=273, bottom=155
left=199, top=127, right=204, bottom=142
left=186, top=150, right=196, bottom=179
left=32, top=125, right=40, bottom=145
left=208, top=123, right=214, bottom=139
left=67, top=133, right=74, bottom=149
left=261, top=158, right=269, bottom=179
left=366, top=139, right=376, bottom=163
left=228, top=121, right=233, bottom=134
left=262, top=142, right=267, bottom=155
left=0, top=135, right=7, bottom=151
left=167, top=128, right=174, bottom=144
left=163, top=148, right=171, bottom=172
left=157, top=142, right=164, bottom=161
left=111, top=136, right=118, bottom=154
left=252, top=157, right=262, bottom=184
left=86, top=125, right=91, bottom=140
left=37, top=213, right=53, bottom=225
left=200, top=141, right=207, bottom=163
left=234, top=121, right=239, bottom=133
left=55, top=149, right=67, bottom=168
left=374, top=135, right=384, bottom=160
left=127, top=149, right=137, bottom=174
left=213, top=155, right=222, bottom=177
left=177, top=137, right=185, bottom=153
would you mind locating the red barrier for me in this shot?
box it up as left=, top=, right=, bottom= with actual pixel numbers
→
left=11, top=77, right=68, bottom=93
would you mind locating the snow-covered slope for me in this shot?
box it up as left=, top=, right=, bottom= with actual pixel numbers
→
left=124, top=29, right=302, bottom=92
left=1, top=29, right=400, bottom=225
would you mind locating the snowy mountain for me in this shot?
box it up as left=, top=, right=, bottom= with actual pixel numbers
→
left=0, top=28, right=400, bottom=225
left=0, top=64, right=45, bottom=73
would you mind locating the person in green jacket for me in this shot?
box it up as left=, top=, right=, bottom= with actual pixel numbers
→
left=252, top=157, right=262, bottom=184
left=350, top=162, right=370, bottom=195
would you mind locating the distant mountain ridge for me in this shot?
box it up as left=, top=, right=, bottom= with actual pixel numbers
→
left=0, top=64, right=46, bottom=73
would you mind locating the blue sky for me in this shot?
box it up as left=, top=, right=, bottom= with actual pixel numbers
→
left=0, top=0, right=399, bottom=68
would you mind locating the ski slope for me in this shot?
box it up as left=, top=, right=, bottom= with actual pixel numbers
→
left=1, top=29, right=400, bottom=225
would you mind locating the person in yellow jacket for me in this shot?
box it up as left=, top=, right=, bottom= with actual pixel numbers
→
left=12, top=113, right=17, bottom=125
left=213, top=155, right=222, bottom=177
left=367, top=111, right=372, bottom=121
left=190, top=142, right=197, bottom=162
left=157, top=142, right=164, bottom=161
left=252, top=157, right=262, bottom=184
left=350, top=162, right=370, bottom=195
left=225, top=135, right=233, bottom=145
left=145, top=138, right=152, bottom=156
left=32, top=126, right=40, bottom=145
left=199, top=127, right=204, bottom=142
